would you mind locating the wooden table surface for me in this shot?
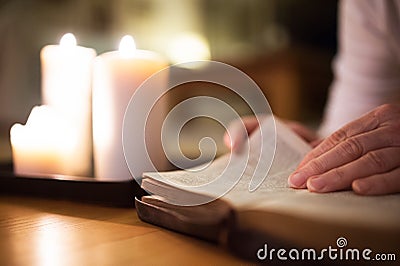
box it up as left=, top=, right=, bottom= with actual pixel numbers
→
left=0, top=195, right=247, bottom=265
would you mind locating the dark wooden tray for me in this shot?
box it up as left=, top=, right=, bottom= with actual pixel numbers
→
left=0, top=162, right=145, bottom=208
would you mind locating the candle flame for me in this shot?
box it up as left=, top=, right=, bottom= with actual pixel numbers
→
left=119, top=35, right=136, bottom=57
left=60, top=33, right=77, bottom=47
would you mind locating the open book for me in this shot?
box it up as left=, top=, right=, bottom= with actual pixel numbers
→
left=136, top=117, right=400, bottom=261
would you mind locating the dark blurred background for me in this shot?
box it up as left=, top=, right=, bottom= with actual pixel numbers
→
left=0, top=0, right=337, bottom=163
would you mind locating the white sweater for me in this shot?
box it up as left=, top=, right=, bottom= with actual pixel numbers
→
left=319, top=0, right=400, bottom=137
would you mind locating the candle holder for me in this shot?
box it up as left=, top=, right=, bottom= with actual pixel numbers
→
left=0, top=161, right=146, bottom=207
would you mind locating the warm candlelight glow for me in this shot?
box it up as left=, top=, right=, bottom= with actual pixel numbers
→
left=119, top=35, right=136, bottom=58
left=59, top=33, right=77, bottom=47
left=11, top=106, right=74, bottom=151
left=167, top=32, right=210, bottom=67
left=93, top=38, right=168, bottom=180
left=10, top=106, right=80, bottom=176
left=10, top=105, right=70, bottom=148
left=40, top=32, right=96, bottom=176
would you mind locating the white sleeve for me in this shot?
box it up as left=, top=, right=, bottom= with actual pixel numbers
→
left=318, top=0, right=400, bottom=137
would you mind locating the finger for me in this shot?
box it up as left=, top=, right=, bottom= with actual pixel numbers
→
left=289, top=128, right=400, bottom=188
left=305, top=147, right=400, bottom=193
left=223, top=132, right=234, bottom=149
left=284, top=121, right=318, bottom=143
left=308, top=104, right=399, bottom=166
left=352, top=167, right=400, bottom=195
left=224, top=116, right=261, bottom=150
left=310, top=139, right=323, bottom=148
left=297, top=111, right=380, bottom=169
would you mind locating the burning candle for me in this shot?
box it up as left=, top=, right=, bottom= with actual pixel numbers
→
left=40, top=33, right=96, bottom=176
left=10, top=106, right=81, bottom=176
left=92, top=35, right=168, bottom=180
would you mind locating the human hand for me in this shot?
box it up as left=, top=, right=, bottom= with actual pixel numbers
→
left=288, top=104, right=400, bottom=195
left=223, top=115, right=319, bottom=151
left=223, top=115, right=262, bottom=150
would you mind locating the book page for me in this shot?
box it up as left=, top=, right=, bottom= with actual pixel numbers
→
left=143, top=117, right=310, bottom=204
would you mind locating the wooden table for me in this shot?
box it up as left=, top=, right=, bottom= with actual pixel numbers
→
left=0, top=195, right=246, bottom=265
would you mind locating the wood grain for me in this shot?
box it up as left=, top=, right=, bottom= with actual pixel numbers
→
left=0, top=196, right=246, bottom=265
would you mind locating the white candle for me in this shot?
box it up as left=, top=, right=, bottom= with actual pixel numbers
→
left=93, top=35, right=168, bottom=180
left=10, top=106, right=81, bottom=176
left=40, top=33, right=96, bottom=176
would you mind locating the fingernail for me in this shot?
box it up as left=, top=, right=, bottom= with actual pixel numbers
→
left=289, top=172, right=306, bottom=188
left=308, top=177, right=326, bottom=191
left=223, top=135, right=232, bottom=150
left=353, top=180, right=371, bottom=194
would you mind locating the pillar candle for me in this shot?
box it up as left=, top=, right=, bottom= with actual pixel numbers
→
left=93, top=35, right=168, bottom=180
left=40, top=33, right=96, bottom=176
left=10, top=106, right=80, bottom=176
